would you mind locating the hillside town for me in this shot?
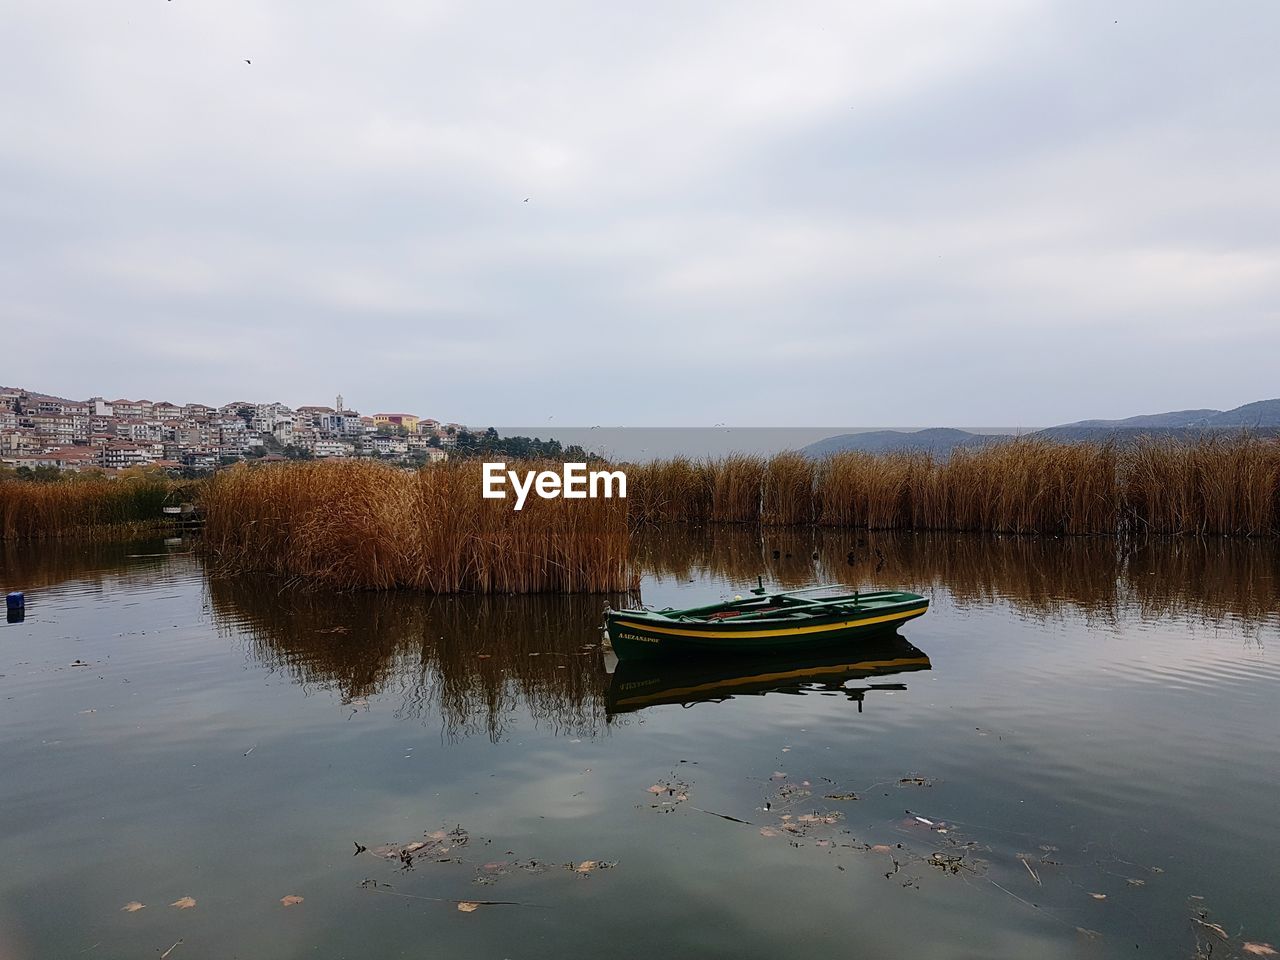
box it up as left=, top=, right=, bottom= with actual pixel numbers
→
left=0, top=387, right=460, bottom=474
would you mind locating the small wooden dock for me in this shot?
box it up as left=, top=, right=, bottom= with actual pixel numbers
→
left=162, top=504, right=205, bottom=534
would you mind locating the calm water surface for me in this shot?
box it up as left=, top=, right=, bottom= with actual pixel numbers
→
left=1, top=529, right=1278, bottom=959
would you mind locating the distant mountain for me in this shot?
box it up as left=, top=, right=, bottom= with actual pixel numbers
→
left=1037, top=398, right=1280, bottom=441
left=802, top=398, right=1280, bottom=457
left=1205, top=398, right=1280, bottom=427
left=802, top=428, right=1005, bottom=458
left=1062, top=409, right=1220, bottom=429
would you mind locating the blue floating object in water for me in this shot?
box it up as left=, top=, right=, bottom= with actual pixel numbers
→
left=5, top=592, right=22, bottom=612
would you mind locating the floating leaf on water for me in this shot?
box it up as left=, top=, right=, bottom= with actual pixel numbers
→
left=797, top=812, right=842, bottom=825
left=871, top=844, right=893, bottom=853
left=456, top=901, right=481, bottom=913
left=1088, top=893, right=1106, bottom=901
left=575, top=861, right=598, bottom=873
left=1126, top=878, right=1146, bottom=888
left=759, top=827, right=779, bottom=837
left=280, top=895, right=304, bottom=907
left=1193, top=919, right=1230, bottom=941
left=1243, top=944, right=1278, bottom=956
left=647, top=784, right=665, bottom=794
left=898, top=777, right=933, bottom=787
left=771, top=772, right=788, bottom=780
left=121, top=901, right=146, bottom=913
left=824, top=792, right=859, bottom=801
left=427, top=830, right=448, bottom=840
left=170, top=897, right=197, bottom=909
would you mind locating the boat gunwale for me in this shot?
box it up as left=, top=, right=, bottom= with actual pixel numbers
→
left=610, top=591, right=928, bottom=629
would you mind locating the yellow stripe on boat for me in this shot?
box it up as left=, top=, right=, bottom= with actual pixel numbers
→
left=612, top=606, right=928, bottom=640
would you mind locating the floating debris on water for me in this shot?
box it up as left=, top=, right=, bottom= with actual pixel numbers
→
left=644, top=775, right=690, bottom=810
left=362, top=825, right=471, bottom=869
left=898, top=776, right=935, bottom=787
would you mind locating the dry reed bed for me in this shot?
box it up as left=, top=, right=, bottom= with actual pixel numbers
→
left=628, top=437, right=1280, bottom=536
left=200, top=460, right=632, bottom=593
left=0, top=476, right=184, bottom=540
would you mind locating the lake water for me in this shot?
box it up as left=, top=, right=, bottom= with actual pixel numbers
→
left=1, top=528, right=1278, bottom=959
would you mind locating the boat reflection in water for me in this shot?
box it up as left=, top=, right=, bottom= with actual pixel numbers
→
left=605, top=632, right=930, bottom=717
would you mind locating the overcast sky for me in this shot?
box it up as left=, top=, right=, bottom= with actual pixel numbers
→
left=2, top=1, right=1276, bottom=427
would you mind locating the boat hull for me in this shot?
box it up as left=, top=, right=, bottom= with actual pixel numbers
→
left=606, top=596, right=928, bottom=659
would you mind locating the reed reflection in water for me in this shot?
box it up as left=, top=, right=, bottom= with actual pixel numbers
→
left=634, top=525, right=1280, bottom=632
left=207, top=579, right=623, bottom=741
left=0, top=537, right=195, bottom=594
left=194, top=525, right=1280, bottom=742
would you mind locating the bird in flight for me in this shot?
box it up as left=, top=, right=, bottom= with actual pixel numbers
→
left=244, top=59, right=252, bottom=65
left=523, top=198, right=530, bottom=202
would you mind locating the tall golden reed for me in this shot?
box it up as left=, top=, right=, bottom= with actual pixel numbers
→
left=629, top=436, right=1280, bottom=536
left=200, top=460, right=633, bottom=592
left=0, top=474, right=180, bottom=540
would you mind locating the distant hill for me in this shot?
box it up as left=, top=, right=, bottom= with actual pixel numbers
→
left=1037, top=398, right=1280, bottom=442
left=802, top=398, right=1280, bottom=456
left=1204, top=398, right=1280, bottom=427
left=802, top=428, right=1005, bottom=458
left=1062, top=409, right=1220, bottom=429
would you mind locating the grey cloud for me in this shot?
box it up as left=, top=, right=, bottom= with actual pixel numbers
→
left=2, top=0, right=1277, bottom=426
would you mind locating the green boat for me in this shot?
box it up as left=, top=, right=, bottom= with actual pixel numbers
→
left=605, top=634, right=931, bottom=716
left=604, top=583, right=929, bottom=660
